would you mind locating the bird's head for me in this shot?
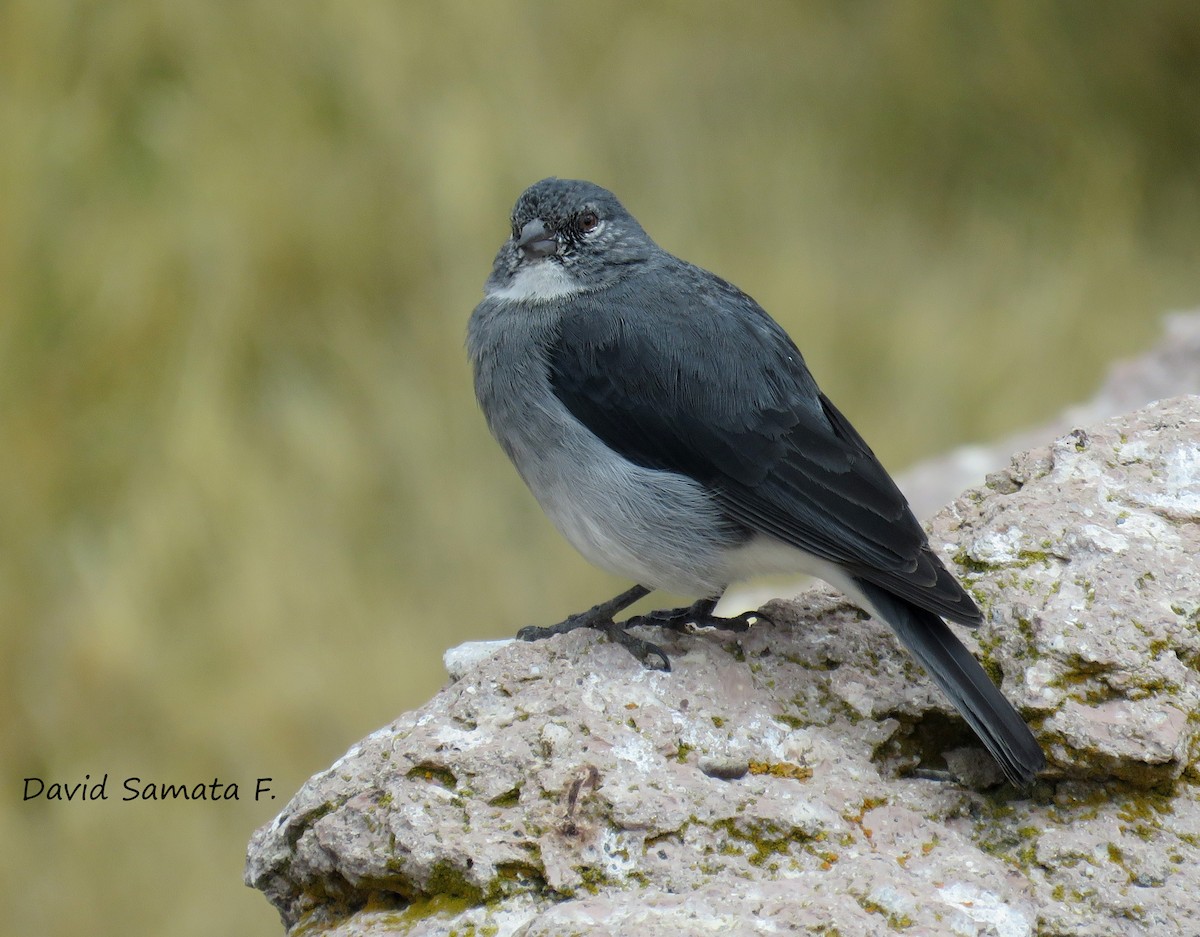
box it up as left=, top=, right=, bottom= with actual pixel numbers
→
left=484, top=178, right=656, bottom=303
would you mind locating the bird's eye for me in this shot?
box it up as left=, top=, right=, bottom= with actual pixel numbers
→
left=577, top=211, right=600, bottom=233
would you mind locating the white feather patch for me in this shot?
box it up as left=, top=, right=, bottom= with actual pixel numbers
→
left=487, top=261, right=582, bottom=303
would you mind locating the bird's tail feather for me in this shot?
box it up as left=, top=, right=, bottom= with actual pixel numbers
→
left=852, top=578, right=1046, bottom=788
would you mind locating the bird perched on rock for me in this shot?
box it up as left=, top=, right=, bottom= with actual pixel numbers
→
left=467, top=177, right=1045, bottom=788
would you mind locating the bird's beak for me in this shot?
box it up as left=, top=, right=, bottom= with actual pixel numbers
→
left=517, top=219, right=559, bottom=259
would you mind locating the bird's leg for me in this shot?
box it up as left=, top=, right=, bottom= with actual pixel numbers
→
left=625, top=593, right=771, bottom=634
left=516, top=584, right=672, bottom=670
left=516, top=584, right=650, bottom=640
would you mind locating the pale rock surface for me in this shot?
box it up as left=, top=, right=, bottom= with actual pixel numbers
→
left=898, top=310, right=1200, bottom=519
left=247, top=396, right=1200, bottom=936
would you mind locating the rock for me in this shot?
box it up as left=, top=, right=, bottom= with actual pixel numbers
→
left=898, top=310, right=1200, bottom=520
left=246, top=397, right=1200, bottom=936
left=443, top=639, right=515, bottom=681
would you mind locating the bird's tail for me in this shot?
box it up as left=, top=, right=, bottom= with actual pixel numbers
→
left=852, top=578, right=1046, bottom=788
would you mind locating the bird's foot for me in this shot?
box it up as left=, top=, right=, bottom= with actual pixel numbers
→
left=626, top=597, right=771, bottom=634
left=514, top=588, right=768, bottom=673
left=600, top=620, right=672, bottom=671
left=516, top=613, right=596, bottom=643
left=515, top=584, right=671, bottom=669
left=517, top=611, right=671, bottom=672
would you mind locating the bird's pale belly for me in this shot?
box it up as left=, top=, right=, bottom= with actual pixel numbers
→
left=522, top=447, right=740, bottom=597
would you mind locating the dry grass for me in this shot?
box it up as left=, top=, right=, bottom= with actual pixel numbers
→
left=2, top=2, right=1198, bottom=934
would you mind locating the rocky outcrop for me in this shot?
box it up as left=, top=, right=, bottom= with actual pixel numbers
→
left=898, top=310, right=1200, bottom=519
left=246, top=396, right=1200, bottom=936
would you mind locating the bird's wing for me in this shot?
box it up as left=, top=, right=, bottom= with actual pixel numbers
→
left=546, top=268, right=981, bottom=626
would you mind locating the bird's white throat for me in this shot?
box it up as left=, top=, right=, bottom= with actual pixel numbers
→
left=487, top=260, right=583, bottom=303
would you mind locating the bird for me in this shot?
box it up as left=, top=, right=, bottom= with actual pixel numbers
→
left=467, top=177, right=1046, bottom=788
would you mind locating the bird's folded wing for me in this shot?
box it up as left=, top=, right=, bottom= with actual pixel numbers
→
left=546, top=275, right=981, bottom=626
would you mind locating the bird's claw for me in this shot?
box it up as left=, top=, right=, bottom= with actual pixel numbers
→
left=517, top=614, right=672, bottom=670
left=717, top=608, right=773, bottom=632
left=516, top=615, right=587, bottom=642
left=602, top=621, right=672, bottom=671
left=626, top=600, right=771, bottom=635
left=514, top=589, right=767, bottom=673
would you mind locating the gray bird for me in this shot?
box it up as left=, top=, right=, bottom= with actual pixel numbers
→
left=468, top=177, right=1045, bottom=788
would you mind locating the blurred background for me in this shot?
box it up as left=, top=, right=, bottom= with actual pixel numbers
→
left=3, top=2, right=1199, bottom=934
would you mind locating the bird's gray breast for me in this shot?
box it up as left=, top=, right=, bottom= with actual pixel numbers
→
left=467, top=296, right=740, bottom=596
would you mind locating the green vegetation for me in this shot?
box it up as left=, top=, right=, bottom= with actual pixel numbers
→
left=3, top=3, right=1199, bottom=936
